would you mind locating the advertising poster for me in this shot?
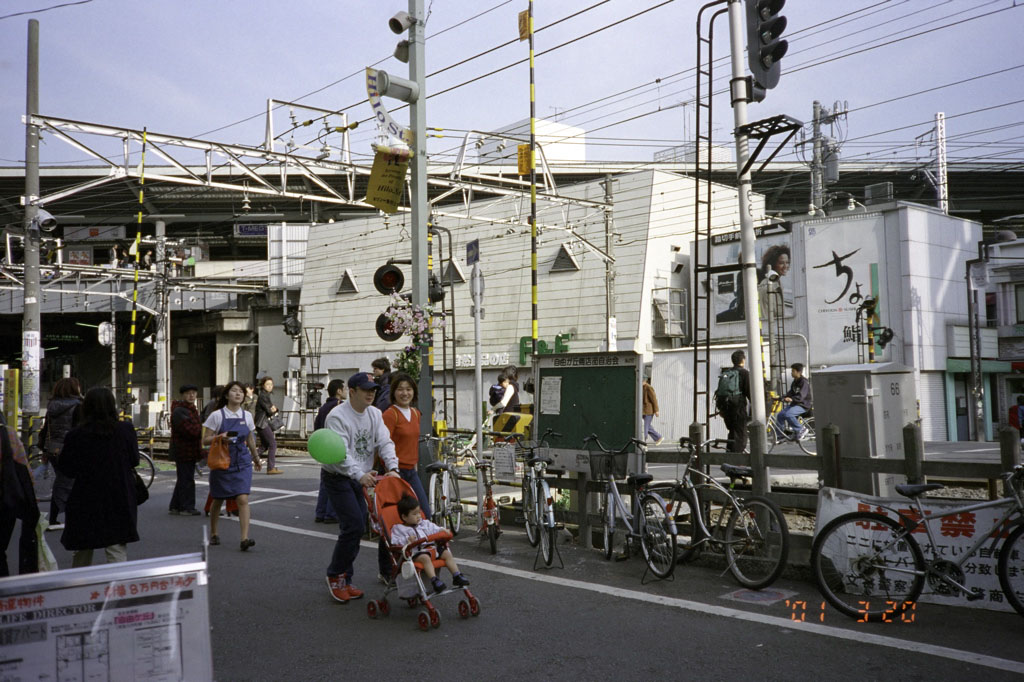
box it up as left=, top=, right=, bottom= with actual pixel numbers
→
left=805, top=214, right=887, bottom=364
left=710, top=223, right=794, bottom=327
left=0, top=554, right=213, bottom=681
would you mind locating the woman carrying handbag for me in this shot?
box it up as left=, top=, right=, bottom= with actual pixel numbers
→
left=254, top=376, right=282, bottom=475
left=202, top=381, right=262, bottom=551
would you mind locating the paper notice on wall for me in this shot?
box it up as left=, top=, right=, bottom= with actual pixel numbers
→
left=540, top=376, right=561, bottom=415
left=365, top=145, right=411, bottom=214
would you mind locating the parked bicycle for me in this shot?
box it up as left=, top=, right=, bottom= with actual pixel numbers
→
left=134, top=426, right=157, bottom=489
left=583, top=435, right=676, bottom=580
left=514, top=429, right=563, bottom=567
left=422, top=433, right=470, bottom=535
left=665, top=436, right=790, bottom=589
left=811, top=465, right=1024, bottom=621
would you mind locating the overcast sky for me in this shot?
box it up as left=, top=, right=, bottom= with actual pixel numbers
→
left=1, top=0, right=1022, bottom=171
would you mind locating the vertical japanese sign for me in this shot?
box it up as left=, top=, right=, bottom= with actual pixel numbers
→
left=21, top=330, right=40, bottom=413
left=805, top=215, right=886, bottom=364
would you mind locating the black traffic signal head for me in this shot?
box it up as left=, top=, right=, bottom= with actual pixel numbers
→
left=373, top=264, right=405, bottom=295
left=375, top=313, right=402, bottom=342
left=428, top=274, right=445, bottom=304
left=283, top=313, right=302, bottom=337
left=746, top=0, right=788, bottom=94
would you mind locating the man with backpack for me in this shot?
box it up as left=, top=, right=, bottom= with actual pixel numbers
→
left=715, top=350, right=751, bottom=454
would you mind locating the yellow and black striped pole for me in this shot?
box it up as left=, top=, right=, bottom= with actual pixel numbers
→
left=529, top=0, right=538, bottom=356
left=124, top=129, right=147, bottom=417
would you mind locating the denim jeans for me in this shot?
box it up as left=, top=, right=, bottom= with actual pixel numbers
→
left=778, top=404, right=807, bottom=434
left=322, top=470, right=366, bottom=580
left=399, top=468, right=432, bottom=518
left=643, top=414, right=662, bottom=442
left=315, top=480, right=337, bottom=520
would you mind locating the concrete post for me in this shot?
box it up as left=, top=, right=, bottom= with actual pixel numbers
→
left=820, top=423, right=840, bottom=488
left=748, top=420, right=768, bottom=496
left=903, top=422, right=924, bottom=484
left=21, top=20, right=42, bottom=446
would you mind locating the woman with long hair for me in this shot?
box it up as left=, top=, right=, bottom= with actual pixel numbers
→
left=202, top=381, right=262, bottom=550
left=55, top=386, right=140, bottom=567
left=254, top=376, right=282, bottom=475
left=41, top=377, right=83, bottom=530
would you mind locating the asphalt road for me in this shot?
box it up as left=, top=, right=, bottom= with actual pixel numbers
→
left=40, top=454, right=1024, bottom=681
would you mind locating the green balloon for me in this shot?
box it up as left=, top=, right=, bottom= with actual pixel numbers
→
left=308, top=429, right=347, bottom=465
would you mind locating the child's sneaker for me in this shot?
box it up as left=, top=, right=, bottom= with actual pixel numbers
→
left=431, top=577, right=446, bottom=594
left=452, top=573, right=470, bottom=587
left=326, top=575, right=350, bottom=603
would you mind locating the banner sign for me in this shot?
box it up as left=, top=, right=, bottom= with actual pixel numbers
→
left=366, top=145, right=411, bottom=214
left=805, top=214, right=886, bottom=363
left=365, top=68, right=413, bottom=148
left=816, top=487, right=1015, bottom=612
left=709, top=226, right=794, bottom=326
left=0, top=553, right=214, bottom=679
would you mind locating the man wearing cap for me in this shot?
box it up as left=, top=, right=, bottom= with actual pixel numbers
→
left=321, top=372, right=400, bottom=603
left=169, top=384, right=203, bottom=515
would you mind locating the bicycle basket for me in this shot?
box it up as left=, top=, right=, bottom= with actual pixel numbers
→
left=588, top=451, right=628, bottom=481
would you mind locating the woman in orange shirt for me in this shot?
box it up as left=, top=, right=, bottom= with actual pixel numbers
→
left=381, top=373, right=431, bottom=517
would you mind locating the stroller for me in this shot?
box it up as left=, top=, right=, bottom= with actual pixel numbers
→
left=365, top=476, right=480, bottom=630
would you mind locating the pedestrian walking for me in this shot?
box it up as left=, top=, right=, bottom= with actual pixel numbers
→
left=39, top=377, right=83, bottom=531
left=201, top=381, right=262, bottom=551
left=254, top=376, right=282, bottom=475
left=715, top=350, right=751, bottom=454
left=242, top=383, right=257, bottom=415
left=201, top=386, right=222, bottom=423
left=371, top=357, right=392, bottom=412
left=55, top=387, right=140, bottom=567
left=169, top=384, right=203, bottom=515
left=642, top=376, right=664, bottom=445
left=312, top=379, right=344, bottom=524
left=321, top=372, right=400, bottom=603
left=0, top=415, right=40, bottom=576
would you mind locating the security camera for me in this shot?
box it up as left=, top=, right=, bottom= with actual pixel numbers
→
left=389, top=11, right=413, bottom=34
left=33, top=208, right=57, bottom=232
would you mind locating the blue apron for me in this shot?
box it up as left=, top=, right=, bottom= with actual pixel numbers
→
left=209, top=408, right=254, bottom=499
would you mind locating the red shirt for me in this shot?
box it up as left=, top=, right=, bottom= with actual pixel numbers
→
left=382, top=405, right=421, bottom=469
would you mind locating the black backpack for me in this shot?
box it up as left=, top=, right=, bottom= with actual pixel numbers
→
left=489, top=384, right=505, bottom=407
left=714, top=367, right=742, bottom=408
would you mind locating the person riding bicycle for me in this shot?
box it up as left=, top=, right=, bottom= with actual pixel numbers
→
left=777, top=363, right=812, bottom=440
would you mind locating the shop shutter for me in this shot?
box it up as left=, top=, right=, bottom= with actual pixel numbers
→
left=919, top=371, right=948, bottom=441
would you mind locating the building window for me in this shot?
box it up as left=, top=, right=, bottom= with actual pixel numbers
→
left=550, top=243, right=580, bottom=273
left=336, top=269, right=358, bottom=295
left=1016, top=285, right=1024, bottom=324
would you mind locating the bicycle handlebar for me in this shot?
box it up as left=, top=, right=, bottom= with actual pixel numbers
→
left=583, top=434, right=645, bottom=454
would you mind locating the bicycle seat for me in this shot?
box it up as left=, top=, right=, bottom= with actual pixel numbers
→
left=627, top=473, right=653, bottom=487
left=895, top=483, right=944, bottom=498
left=721, top=463, right=752, bottom=480
left=425, top=462, right=450, bottom=474
left=527, top=456, right=553, bottom=467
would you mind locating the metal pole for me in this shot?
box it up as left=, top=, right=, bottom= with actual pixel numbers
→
left=111, top=307, right=117, bottom=394
left=726, top=1, right=767, bottom=431
left=529, top=0, right=538, bottom=357
left=602, top=175, right=616, bottom=351
left=811, top=100, right=824, bottom=212
left=966, top=257, right=983, bottom=441
left=154, top=220, right=169, bottom=409
left=471, top=263, right=484, bottom=519
left=408, top=0, right=431, bottom=430
left=22, top=19, right=42, bottom=444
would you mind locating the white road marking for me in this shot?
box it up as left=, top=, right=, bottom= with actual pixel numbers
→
left=238, top=517, right=1024, bottom=675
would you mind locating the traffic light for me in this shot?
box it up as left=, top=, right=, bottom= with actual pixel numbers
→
left=283, top=313, right=302, bottom=337
left=745, top=0, right=788, bottom=97
left=373, top=263, right=405, bottom=295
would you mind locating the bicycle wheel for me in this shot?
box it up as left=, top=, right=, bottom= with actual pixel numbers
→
left=541, top=524, right=556, bottom=567
left=998, top=523, right=1024, bottom=616
left=444, top=471, right=461, bottom=535
left=522, top=476, right=539, bottom=547
left=724, top=495, right=789, bottom=589
left=428, top=472, right=443, bottom=525
left=487, top=521, right=499, bottom=554
left=796, top=419, right=815, bottom=454
left=639, top=495, right=677, bottom=579
left=602, top=492, right=615, bottom=560
left=812, top=511, right=925, bottom=621
left=766, top=420, right=780, bottom=454
left=136, top=452, right=156, bottom=489
left=29, top=453, right=55, bottom=502
left=669, top=486, right=704, bottom=563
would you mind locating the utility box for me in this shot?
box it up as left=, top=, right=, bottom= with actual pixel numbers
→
left=812, top=362, right=918, bottom=497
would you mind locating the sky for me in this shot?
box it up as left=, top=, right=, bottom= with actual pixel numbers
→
left=1, top=0, right=1022, bottom=172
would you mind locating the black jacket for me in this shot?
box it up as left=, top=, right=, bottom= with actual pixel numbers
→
left=41, top=396, right=82, bottom=454
left=55, top=420, right=140, bottom=550
left=785, top=376, right=811, bottom=409
left=373, top=373, right=391, bottom=412
left=314, top=396, right=341, bottom=430
left=254, top=389, right=276, bottom=429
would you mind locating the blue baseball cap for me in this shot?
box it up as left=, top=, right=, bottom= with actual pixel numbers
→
left=348, top=372, right=378, bottom=391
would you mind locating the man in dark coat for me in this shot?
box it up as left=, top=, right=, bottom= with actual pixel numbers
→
left=718, top=350, right=751, bottom=454
left=371, top=357, right=391, bottom=412
left=169, top=384, right=203, bottom=515
left=312, top=379, right=345, bottom=523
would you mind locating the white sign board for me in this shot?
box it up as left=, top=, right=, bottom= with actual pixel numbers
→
left=0, top=553, right=213, bottom=680
left=490, top=443, right=517, bottom=479
left=816, top=487, right=1014, bottom=612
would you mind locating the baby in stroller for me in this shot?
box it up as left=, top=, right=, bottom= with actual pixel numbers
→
left=368, top=477, right=479, bottom=628
left=391, top=494, right=470, bottom=593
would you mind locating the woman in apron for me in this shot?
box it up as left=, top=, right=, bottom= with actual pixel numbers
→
left=202, top=381, right=262, bottom=551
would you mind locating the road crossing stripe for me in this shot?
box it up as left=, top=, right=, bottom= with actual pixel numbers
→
left=239, top=517, right=1024, bottom=675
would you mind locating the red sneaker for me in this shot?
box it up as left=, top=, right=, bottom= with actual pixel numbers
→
left=326, top=575, right=350, bottom=603
left=344, top=583, right=364, bottom=599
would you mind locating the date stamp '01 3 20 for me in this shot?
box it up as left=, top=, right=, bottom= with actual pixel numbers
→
left=784, top=600, right=917, bottom=624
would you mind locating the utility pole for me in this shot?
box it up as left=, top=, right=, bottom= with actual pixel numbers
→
left=154, top=219, right=170, bottom=416
left=809, top=100, right=844, bottom=213
left=407, top=0, right=431, bottom=429
left=602, top=175, right=616, bottom=351
left=726, top=2, right=766, bottom=430
left=22, top=19, right=42, bottom=443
